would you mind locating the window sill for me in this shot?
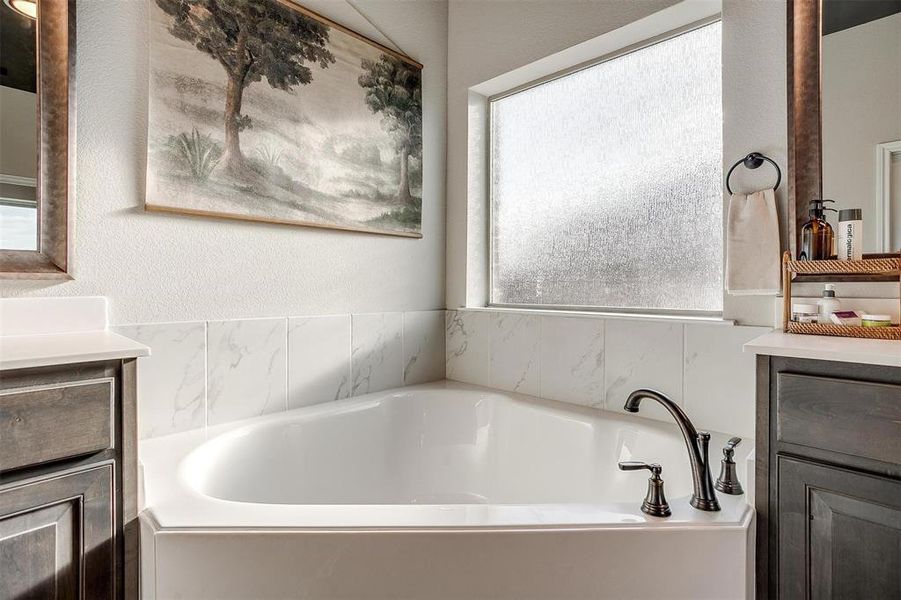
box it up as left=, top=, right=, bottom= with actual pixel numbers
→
left=458, top=306, right=735, bottom=326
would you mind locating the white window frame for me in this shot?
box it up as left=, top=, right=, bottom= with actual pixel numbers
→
left=485, top=15, right=724, bottom=317
left=456, top=0, right=725, bottom=319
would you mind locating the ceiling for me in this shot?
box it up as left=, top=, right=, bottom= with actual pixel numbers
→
left=823, top=0, right=901, bottom=35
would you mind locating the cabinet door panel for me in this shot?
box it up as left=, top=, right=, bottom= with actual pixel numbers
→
left=0, top=464, right=115, bottom=600
left=0, top=500, right=78, bottom=600
left=779, top=457, right=901, bottom=599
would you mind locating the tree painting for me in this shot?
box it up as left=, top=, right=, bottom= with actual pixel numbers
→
left=359, top=55, right=422, bottom=206
left=145, top=0, right=423, bottom=237
left=154, top=0, right=335, bottom=174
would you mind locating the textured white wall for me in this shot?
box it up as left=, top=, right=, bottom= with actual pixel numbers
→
left=719, top=0, right=787, bottom=324
left=0, top=0, right=448, bottom=325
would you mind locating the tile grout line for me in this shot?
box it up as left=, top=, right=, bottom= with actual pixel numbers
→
left=534, top=315, right=540, bottom=399
left=601, top=317, right=607, bottom=412
left=283, top=317, right=288, bottom=412
left=349, top=313, right=355, bottom=398
left=203, top=321, right=209, bottom=430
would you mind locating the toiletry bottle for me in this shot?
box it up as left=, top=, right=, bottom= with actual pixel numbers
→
left=817, top=283, right=841, bottom=322
left=837, top=209, right=863, bottom=261
left=799, top=199, right=836, bottom=260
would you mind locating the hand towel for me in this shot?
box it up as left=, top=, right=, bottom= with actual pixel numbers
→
left=726, top=188, right=781, bottom=295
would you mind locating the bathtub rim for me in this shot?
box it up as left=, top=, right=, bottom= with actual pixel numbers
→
left=139, top=381, right=754, bottom=531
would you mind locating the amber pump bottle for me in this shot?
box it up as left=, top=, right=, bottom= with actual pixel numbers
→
left=799, top=199, right=836, bottom=260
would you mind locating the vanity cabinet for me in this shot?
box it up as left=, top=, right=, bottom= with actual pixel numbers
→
left=778, top=457, right=901, bottom=599
left=756, top=356, right=901, bottom=599
left=0, top=360, right=139, bottom=600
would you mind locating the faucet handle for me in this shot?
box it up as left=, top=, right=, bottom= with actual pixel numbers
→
left=715, top=437, right=745, bottom=495
left=618, top=460, right=662, bottom=476
left=723, top=437, right=742, bottom=459
left=618, top=461, right=671, bottom=517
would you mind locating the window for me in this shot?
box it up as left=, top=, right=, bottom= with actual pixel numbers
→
left=490, top=21, right=723, bottom=313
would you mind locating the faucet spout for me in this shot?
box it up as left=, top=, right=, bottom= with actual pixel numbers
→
left=624, top=389, right=720, bottom=511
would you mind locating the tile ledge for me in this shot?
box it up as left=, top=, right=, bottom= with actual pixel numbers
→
left=456, top=306, right=736, bottom=326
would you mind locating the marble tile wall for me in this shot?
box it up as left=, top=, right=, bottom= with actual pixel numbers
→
left=114, top=310, right=445, bottom=440
left=445, top=310, right=769, bottom=439
left=120, top=307, right=766, bottom=440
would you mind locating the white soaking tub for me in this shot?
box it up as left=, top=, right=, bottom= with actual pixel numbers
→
left=139, top=381, right=754, bottom=600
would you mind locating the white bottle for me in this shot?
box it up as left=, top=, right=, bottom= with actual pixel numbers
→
left=837, top=209, right=862, bottom=261
left=817, top=284, right=842, bottom=321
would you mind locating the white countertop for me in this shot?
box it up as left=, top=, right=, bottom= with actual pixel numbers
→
left=0, top=330, right=150, bottom=371
left=744, top=330, right=901, bottom=368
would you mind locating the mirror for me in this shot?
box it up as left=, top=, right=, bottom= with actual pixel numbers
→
left=0, top=0, right=38, bottom=251
left=0, top=0, right=74, bottom=278
left=821, top=0, right=901, bottom=254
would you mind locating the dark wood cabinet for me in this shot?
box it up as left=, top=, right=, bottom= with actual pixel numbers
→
left=757, top=356, right=901, bottom=599
left=0, top=360, right=138, bottom=600
left=778, top=457, right=901, bottom=599
left=0, top=465, right=115, bottom=600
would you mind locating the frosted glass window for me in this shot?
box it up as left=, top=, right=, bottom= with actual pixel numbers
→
left=490, top=22, right=723, bottom=313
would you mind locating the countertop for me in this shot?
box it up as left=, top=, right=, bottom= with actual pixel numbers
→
left=0, top=330, right=150, bottom=371
left=744, top=330, right=901, bottom=368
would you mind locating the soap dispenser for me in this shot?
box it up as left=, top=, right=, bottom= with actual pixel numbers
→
left=799, top=199, right=836, bottom=260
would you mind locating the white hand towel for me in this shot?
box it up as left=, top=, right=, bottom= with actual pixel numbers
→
left=726, top=188, right=781, bottom=295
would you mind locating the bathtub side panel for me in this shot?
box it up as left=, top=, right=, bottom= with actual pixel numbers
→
left=151, top=525, right=750, bottom=600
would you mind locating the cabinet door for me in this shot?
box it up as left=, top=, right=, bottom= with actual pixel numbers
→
left=779, top=457, right=901, bottom=599
left=0, top=464, right=115, bottom=600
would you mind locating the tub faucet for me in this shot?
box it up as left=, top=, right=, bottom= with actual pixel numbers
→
left=624, top=389, right=720, bottom=512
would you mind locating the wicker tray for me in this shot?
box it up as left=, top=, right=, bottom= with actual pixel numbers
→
left=785, top=257, right=900, bottom=275
left=786, top=321, right=901, bottom=340
left=782, top=251, right=901, bottom=341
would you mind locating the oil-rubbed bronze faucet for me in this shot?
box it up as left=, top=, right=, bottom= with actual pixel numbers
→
left=624, top=389, right=720, bottom=512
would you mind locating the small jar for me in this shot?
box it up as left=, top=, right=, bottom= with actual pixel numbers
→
left=792, top=304, right=819, bottom=324
left=860, top=314, right=892, bottom=328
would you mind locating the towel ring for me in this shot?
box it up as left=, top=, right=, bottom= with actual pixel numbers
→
left=725, top=152, right=782, bottom=195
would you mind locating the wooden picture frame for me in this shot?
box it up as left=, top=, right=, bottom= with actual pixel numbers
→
left=145, top=0, right=425, bottom=238
left=0, top=0, right=76, bottom=279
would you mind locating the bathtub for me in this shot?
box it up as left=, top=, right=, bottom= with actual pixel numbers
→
left=139, top=381, right=754, bottom=599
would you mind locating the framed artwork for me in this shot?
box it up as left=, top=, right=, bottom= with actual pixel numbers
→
left=146, top=0, right=423, bottom=238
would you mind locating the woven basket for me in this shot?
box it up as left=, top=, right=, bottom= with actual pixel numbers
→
left=786, top=257, right=900, bottom=275
left=781, top=251, right=901, bottom=341
left=785, top=321, right=901, bottom=340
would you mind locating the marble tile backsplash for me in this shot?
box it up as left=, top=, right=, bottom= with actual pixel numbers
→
left=116, top=310, right=445, bottom=439
left=604, top=319, right=684, bottom=423
left=352, top=313, right=403, bottom=395
left=445, top=311, right=490, bottom=386
left=445, top=310, right=769, bottom=439
left=113, top=322, right=206, bottom=439
left=403, top=311, right=446, bottom=386
left=288, top=315, right=351, bottom=409
left=121, top=307, right=766, bottom=441
left=207, top=318, right=287, bottom=425
left=489, top=313, right=540, bottom=395
left=539, top=315, right=604, bottom=406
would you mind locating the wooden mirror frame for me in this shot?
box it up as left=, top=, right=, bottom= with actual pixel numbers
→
left=0, top=0, right=75, bottom=279
left=787, top=0, right=897, bottom=281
